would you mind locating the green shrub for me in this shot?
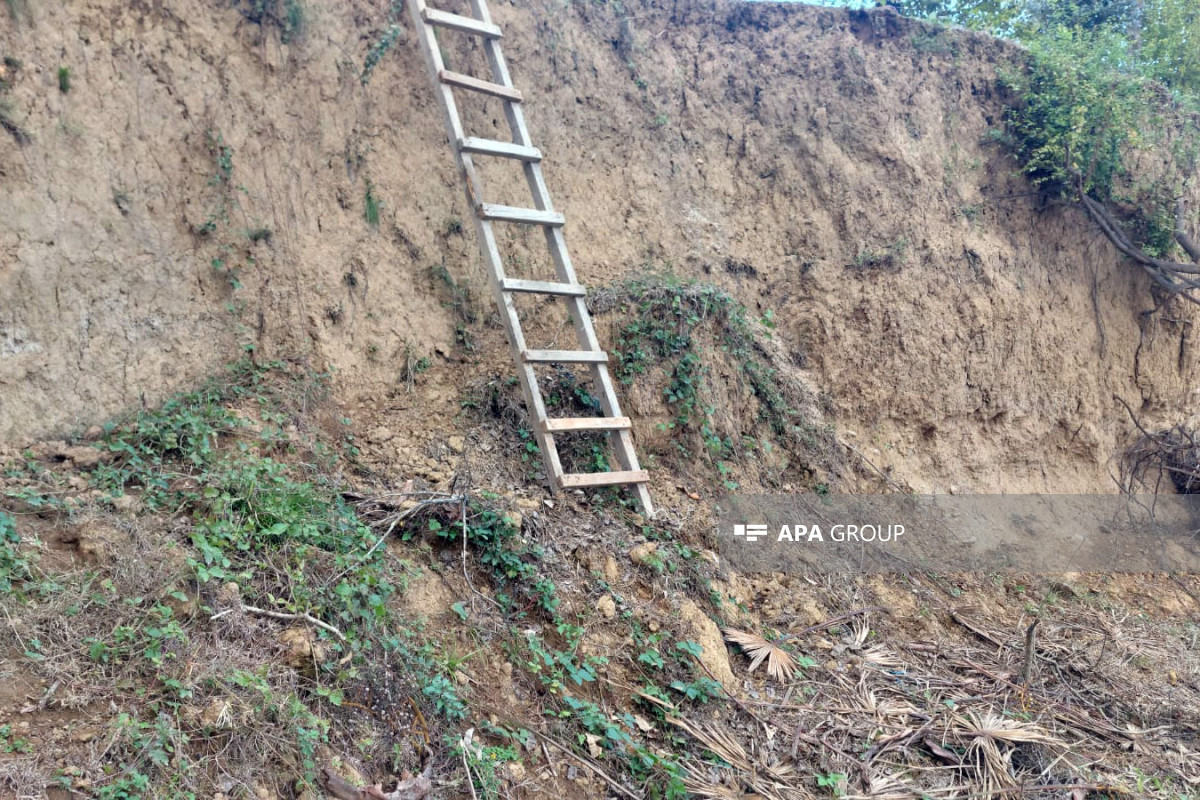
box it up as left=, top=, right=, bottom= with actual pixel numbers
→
left=0, top=511, right=30, bottom=592
left=883, top=0, right=1200, bottom=260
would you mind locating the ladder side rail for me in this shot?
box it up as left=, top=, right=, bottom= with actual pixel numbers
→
left=407, top=0, right=566, bottom=484
left=467, top=0, right=653, bottom=514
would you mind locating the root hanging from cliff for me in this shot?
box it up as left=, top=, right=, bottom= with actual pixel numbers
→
left=1116, top=396, right=1200, bottom=495
left=1076, top=173, right=1200, bottom=306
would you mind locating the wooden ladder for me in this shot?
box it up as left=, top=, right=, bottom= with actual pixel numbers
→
left=407, top=0, right=654, bottom=516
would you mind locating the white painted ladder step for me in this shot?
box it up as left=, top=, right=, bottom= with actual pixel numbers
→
left=438, top=69, right=522, bottom=102
left=559, top=470, right=650, bottom=489
left=543, top=417, right=632, bottom=432
left=500, top=278, right=585, bottom=296
left=420, top=8, right=503, bottom=38
left=478, top=203, right=565, bottom=226
left=459, top=137, right=542, bottom=162
left=522, top=349, right=608, bottom=364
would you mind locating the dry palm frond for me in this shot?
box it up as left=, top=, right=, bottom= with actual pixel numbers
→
left=682, top=775, right=749, bottom=799
left=672, top=718, right=752, bottom=771
left=858, top=644, right=904, bottom=669
left=670, top=718, right=815, bottom=800
left=724, top=628, right=797, bottom=682
left=948, top=711, right=1064, bottom=794
left=957, top=712, right=1061, bottom=747
left=845, top=619, right=872, bottom=649
left=842, top=772, right=919, bottom=800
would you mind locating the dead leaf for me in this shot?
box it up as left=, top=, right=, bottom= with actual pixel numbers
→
left=723, top=628, right=796, bottom=682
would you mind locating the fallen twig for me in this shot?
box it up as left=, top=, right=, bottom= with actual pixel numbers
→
left=210, top=604, right=347, bottom=642
left=538, top=732, right=641, bottom=800
left=1022, top=620, right=1040, bottom=688
left=780, top=606, right=889, bottom=641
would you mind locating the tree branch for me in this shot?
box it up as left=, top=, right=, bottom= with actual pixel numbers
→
left=1071, top=172, right=1200, bottom=307
left=1177, top=200, right=1200, bottom=263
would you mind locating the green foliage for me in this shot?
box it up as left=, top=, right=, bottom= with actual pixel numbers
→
left=362, top=3, right=405, bottom=84
left=0, top=723, right=33, bottom=754
left=668, top=676, right=722, bottom=703
left=542, top=367, right=610, bottom=474
left=816, top=771, right=848, bottom=796
left=364, top=179, right=381, bottom=227
left=431, top=263, right=477, bottom=351
left=1139, top=0, right=1200, bottom=93
left=423, top=673, right=468, bottom=721
left=459, top=737, right=519, bottom=799
left=606, top=275, right=811, bottom=478
left=235, top=0, right=306, bottom=43
left=998, top=28, right=1194, bottom=255
left=84, top=603, right=187, bottom=668
left=92, top=361, right=396, bottom=656
left=57, top=66, right=71, bottom=93
left=881, top=0, right=1200, bottom=260
left=424, top=505, right=561, bottom=619
left=0, top=511, right=31, bottom=592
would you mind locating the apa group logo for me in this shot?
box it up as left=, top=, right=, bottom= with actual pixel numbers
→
left=732, top=523, right=769, bottom=543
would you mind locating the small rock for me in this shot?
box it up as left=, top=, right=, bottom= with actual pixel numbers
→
left=199, top=698, right=232, bottom=729
left=111, top=493, right=140, bottom=513
left=507, top=762, right=526, bottom=782
left=367, top=426, right=395, bottom=444
left=584, top=733, right=603, bottom=758
left=278, top=627, right=329, bottom=672
left=629, top=543, right=658, bottom=566
left=447, top=435, right=465, bottom=453
left=603, top=556, right=619, bottom=583
left=64, top=445, right=105, bottom=470
left=595, top=595, right=617, bottom=619
left=216, top=582, right=241, bottom=608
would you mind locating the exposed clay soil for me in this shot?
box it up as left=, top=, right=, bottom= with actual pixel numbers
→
left=0, top=0, right=1196, bottom=495
left=3, top=0, right=1200, bottom=798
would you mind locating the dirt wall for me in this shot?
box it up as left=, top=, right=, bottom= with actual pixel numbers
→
left=0, top=0, right=1196, bottom=494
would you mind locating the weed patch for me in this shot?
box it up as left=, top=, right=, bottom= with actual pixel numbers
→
left=234, top=0, right=306, bottom=44
left=591, top=274, right=834, bottom=486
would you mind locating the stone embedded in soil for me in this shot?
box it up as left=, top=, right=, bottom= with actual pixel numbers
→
left=629, top=542, right=658, bottom=566
left=595, top=595, right=617, bottom=618
left=676, top=599, right=737, bottom=690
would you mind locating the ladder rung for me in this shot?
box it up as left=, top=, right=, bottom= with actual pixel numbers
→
left=479, top=204, right=565, bottom=227
left=421, top=8, right=503, bottom=39
left=544, top=416, right=632, bottom=433
left=438, top=69, right=523, bottom=102
left=459, top=137, right=542, bottom=162
left=501, top=278, right=585, bottom=297
left=522, top=349, right=608, bottom=364
left=559, top=470, right=650, bottom=489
